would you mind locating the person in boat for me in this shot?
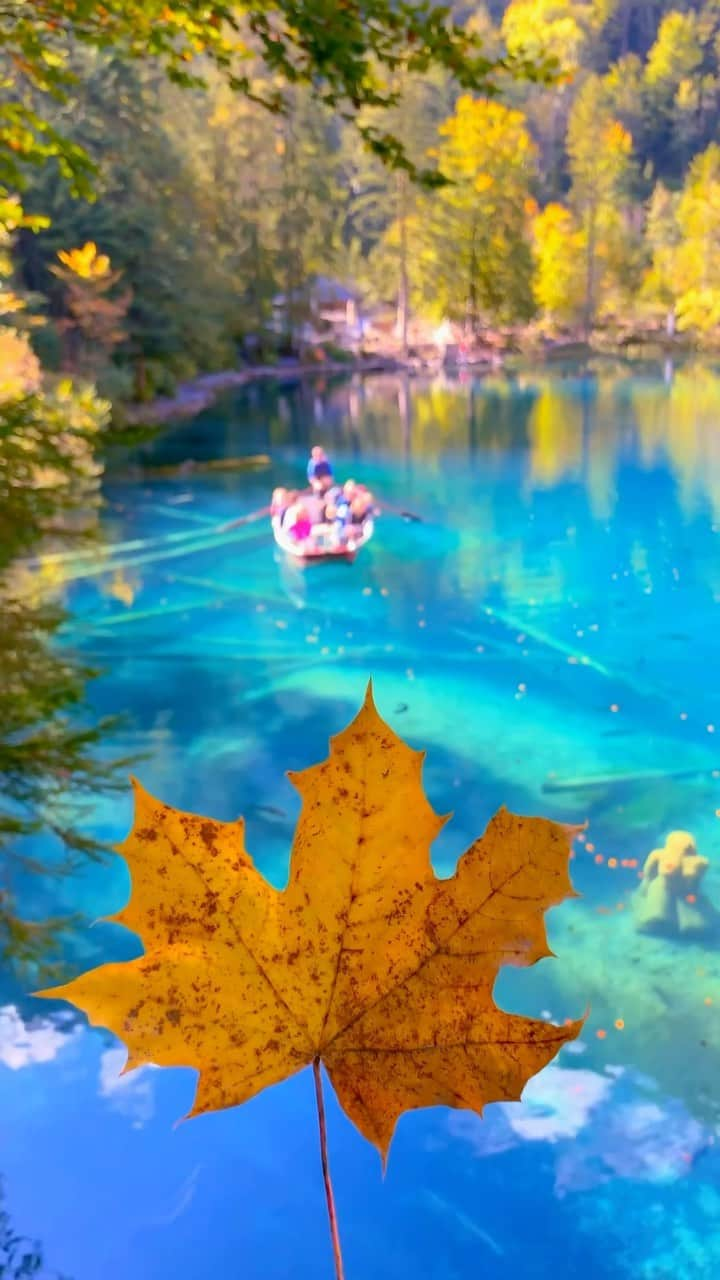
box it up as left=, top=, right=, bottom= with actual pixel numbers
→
left=306, top=492, right=326, bottom=525
left=324, top=497, right=349, bottom=545
left=322, top=482, right=342, bottom=510
left=350, top=486, right=375, bottom=526
left=307, top=446, right=334, bottom=494
left=272, top=487, right=300, bottom=528
left=286, top=501, right=312, bottom=543
left=272, top=487, right=290, bottom=517
left=323, top=480, right=359, bottom=545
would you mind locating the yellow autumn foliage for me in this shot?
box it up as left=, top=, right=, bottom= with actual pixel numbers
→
left=502, top=0, right=591, bottom=73
left=0, top=329, right=41, bottom=403
left=531, top=203, right=586, bottom=325
left=56, top=242, right=112, bottom=280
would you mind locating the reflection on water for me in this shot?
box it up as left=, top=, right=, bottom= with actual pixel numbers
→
left=0, top=1004, right=82, bottom=1070
left=99, top=1047, right=156, bottom=1129
left=448, top=1060, right=711, bottom=1196
left=0, top=385, right=125, bottom=977
left=220, top=360, right=720, bottom=523
left=8, top=359, right=720, bottom=1279
left=0, top=1171, right=66, bottom=1279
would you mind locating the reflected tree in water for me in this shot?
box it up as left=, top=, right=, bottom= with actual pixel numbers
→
left=0, top=1181, right=68, bottom=1280
left=0, top=241, right=129, bottom=975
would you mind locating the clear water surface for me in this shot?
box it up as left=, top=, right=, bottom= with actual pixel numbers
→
left=6, top=360, right=720, bottom=1278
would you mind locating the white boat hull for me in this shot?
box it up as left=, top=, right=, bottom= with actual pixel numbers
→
left=271, top=515, right=374, bottom=564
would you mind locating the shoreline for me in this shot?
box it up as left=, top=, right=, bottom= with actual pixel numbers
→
left=122, top=349, right=508, bottom=426
left=122, top=331, right=696, bottom=427
left=123, top=356, right=406, bottom=425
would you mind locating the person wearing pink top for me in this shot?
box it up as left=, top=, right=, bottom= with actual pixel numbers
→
left=286, top=502, right=312, bottom=541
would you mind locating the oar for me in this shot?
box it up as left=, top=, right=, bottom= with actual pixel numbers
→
left=378, top=499, right=425, bottom=523
left=218, top=505, right=271, bottom=533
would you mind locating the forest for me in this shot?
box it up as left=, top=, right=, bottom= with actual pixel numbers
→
left=5, top=0, right=720, bottom=409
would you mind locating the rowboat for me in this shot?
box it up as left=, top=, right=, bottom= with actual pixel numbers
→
left=271, top=514, right=374, bottom=564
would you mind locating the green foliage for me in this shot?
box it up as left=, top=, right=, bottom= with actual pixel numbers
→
left=10, top=3, right=720, bottom=391
left=0, top=377, right=128, bottom=972
left=17, top=57, right=230, bottom=389
left=0, top=230, right=130, bottom=974
left=0, top=0, right=538, bottom=203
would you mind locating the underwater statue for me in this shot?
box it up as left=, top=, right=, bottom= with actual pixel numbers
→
left=633, top=830, right=719, bottom=938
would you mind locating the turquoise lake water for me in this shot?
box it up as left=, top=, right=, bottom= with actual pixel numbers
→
left=7, top=362, right=720, bottom=1277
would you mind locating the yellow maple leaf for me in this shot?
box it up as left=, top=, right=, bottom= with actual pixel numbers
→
left=56, top=242, right=111, bottom=280
left=38, top=686, right=583, bottom=1160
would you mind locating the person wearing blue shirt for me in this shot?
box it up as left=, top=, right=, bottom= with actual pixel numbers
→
left=307, top=445, right=334, bottom=493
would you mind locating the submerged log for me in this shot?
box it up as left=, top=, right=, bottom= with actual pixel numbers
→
left=136, top=454, right=271, bottom=478
left=542, top=765, right=719, bottom=794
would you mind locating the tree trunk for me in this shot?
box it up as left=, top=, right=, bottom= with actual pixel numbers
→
left=397, top=173, right=409, bottom=359
left=467, top=220, right=479, bottom=342
left=280, top=114, right=300, bottom=353
left=134, top=352, right=147, bottom=402
left=583, top=206, right=597, bottom=341
left=244, top=120, right=264, bottom=343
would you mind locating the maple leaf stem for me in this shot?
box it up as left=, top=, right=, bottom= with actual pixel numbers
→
left=312, top=1056, right=346, bottom=1280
